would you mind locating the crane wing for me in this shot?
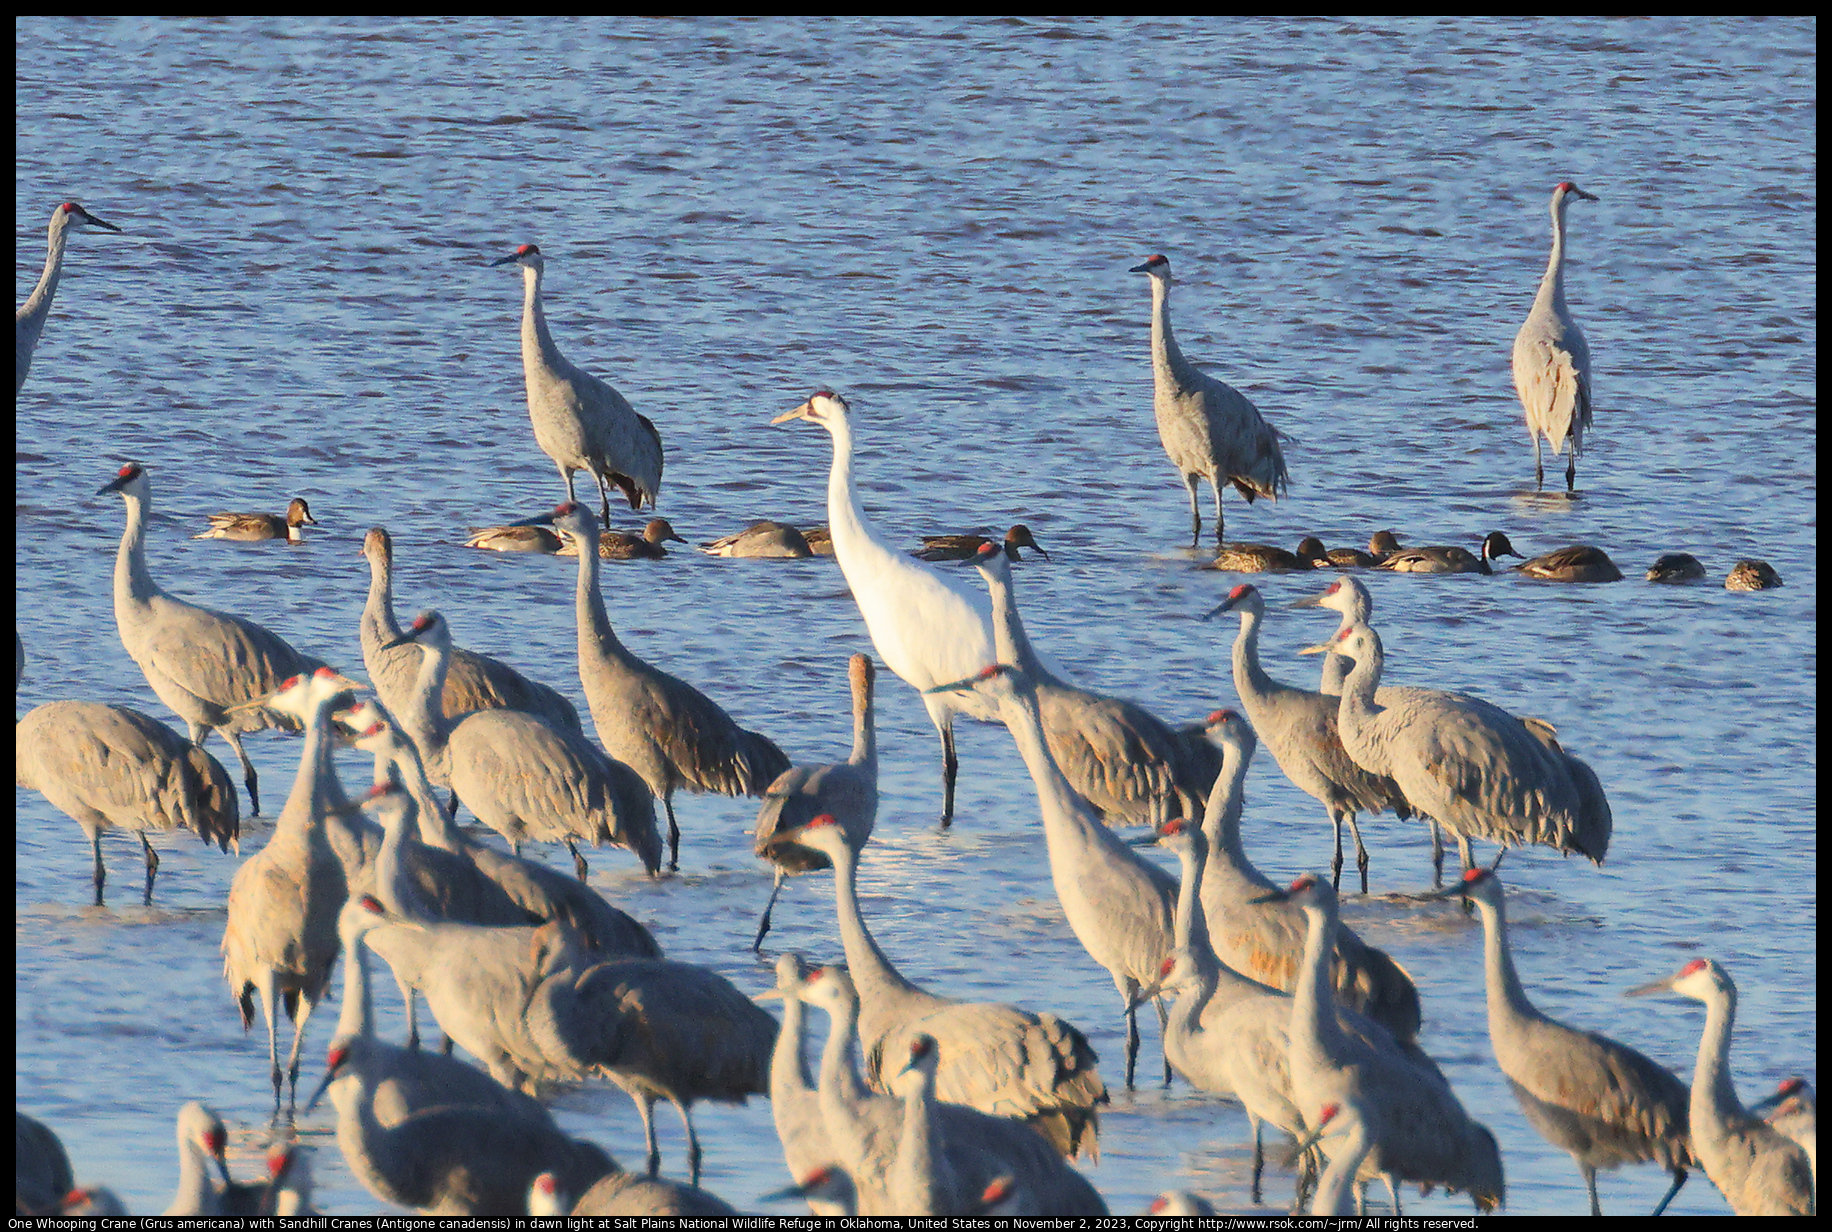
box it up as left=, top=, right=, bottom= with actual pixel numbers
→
left=140, top=596, right=322, bottom=712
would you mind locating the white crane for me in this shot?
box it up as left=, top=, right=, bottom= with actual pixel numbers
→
left=16, top=201, right=119, bottom=391
left=1429, top=867, right=1693, bottom=1216
left=1513, top=181, right=1598, bottom=492
left=1206, top=582, right=1414, bottom=894
left=1304, top=622, right=1611, bottom=880
left=529, top=1169, right=739, bottom=1216
left=16, top=699, right=238, bottom=904
left=1628, top=958, right=1814, bottom=1215
left=968, top=540, right=1203, bottom=829
left=1130, top=253, right=1290, bottom=546
left=384, top=608, right=662, bottom=877
left=99, top=462, right=333, bottom=816
left=361, top=526, right=582, bottom=737
left=554, top=501, right=790, bottom=871
left=1257, top=874, right=1504, bottom=1213
left=193, top=497, right=317, bottom=543
left=925, top=665, right=1182, bottom=1088
left=771, top=390, right=1001, bottom=827
left=1750, top=1079, right=1816, bottom=1182
left=492, top=244, right=663, bottom=520
left=789, top=816, right=1106, bottom=1157
left=752, top=654, right=879, bottom=950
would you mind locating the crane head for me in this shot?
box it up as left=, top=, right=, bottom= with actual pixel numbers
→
left=382, top=609, right=449, bottom=651
left=97, top=461, right=148, bottom=495
left=1204, top=582, right=1260, bottom=621
left=1288, top=578, right=1343, bottom=609
left=361, top=525, right=392, bottom=562
left=550, top=501, right=601, bottom=542
left=1128, top=253, right=1171, bottom=278
left=59, top=201, right=121, bottom=232
left=1554, top=181, right=1599, bottom=203
left=962, top=539, right=1008, bottom=571
left=490, top=242, right=543, bottom=268
left=771, top=389, right=848, bottom=427
left=1627, top=956, right=1722, bottom=1003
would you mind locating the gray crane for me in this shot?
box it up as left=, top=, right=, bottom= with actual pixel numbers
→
left=16, top=1111, right=76, bottom=1216
left=1628, top=959, right=1815, bottom=1216
left=1129, top=254, right=1290, bottom=546
left=384, top=608, right=662, bottom=878
left=16, top=699, right=238, bottom=904
left=1428, top=868, right=1692, bottom=1216
left=968, top=540, right=1204, bottom=829
left=348, top=701, right=658, bottom=958
left=553, top=501, right=789, bottom=871
left=557, top=517, right=686, bottom=560
left=788, top=816, right=1106, bottom=1157
left=100, top=462, right=333, bottom=816
left=787, top=962, right=1107, bottom=1216
left=925, top=665, right=1183, bottom=1089
left=913, top=524, right=1051, bottom=563
left=221, top=671, right=362, bottom=1122
left=700, top=520, right=814, bottom=558
left=528, top=1170, right=739, bottom=1216
left=1258, top=874, right=1504, bottom=1213
left=1750, top=1080, right=1815, bottom=1182
left=492, top=244, right=663, bottom=520
left=308, top=896, right=615, bottom=1215
left=16, top=201, right=119, bottom=392
left=163, top=1102, right=238, bottom=1216
left=1290, top=1102, right=1375, bottom=1215
left=1513, top=182, right=1599, bottom=492
left=1184, top=710, right=1420, bottom=1045
left=761, top=952, right=852, bottom=1217
left=361, top=526, right=582, bottom=738
left=753, top=654, right=879, bottom=950
left=194, top=497, right=317, bottom=543
left=771, top=391, right=1001, bottom=827
left=1206, top=582, right=1413, bottom=894
left=1304, top=621, right=1612, bottom=880
left=259, top=1142, right=316, bottom=1217
left=1376, top=531, right=1522, bottom=575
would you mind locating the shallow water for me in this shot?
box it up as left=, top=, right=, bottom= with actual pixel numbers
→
left=16, top=15, right=1814, bottom=1217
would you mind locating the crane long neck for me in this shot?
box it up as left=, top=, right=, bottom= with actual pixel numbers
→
left=979, top=562, right=1047, bottom=678
left=1471, top=894, right=1543, bottom=1036
left=520, top=264, right=565, bottom=375
left=362, top=549, right=403, bottom=648
left=112, top=488, right=161, bottom=622
left=848, top=669, right=877, bottom=769
left=1333, top=639, right=1389, bottom=774
left=388, top=737, right=464, bottom=851
left=890, top=1067, right=945, bottom=1215
left=1201, top=737, right=1252, bottom=865
left=1535, top=198, right=1571, bottom=314
left=374, top=803, right=424, bottom=920
left=770, top=987, right=813, bottom=1098
left=827, top=837, right=922, bottom=1002
left=821, top=413, right=874, bottom=551
left=1294, top=900, right=1346, bottom=1052
left=280, top=690, right=344, bottom=828
left=1690, top=982, right=1746, bottom=1144
left=333, top=924, right=377, bottom=1043
left=998, top=686, right=1111, bottom=853
left=573, top=530, right=634, bottom=665
left=1312, top=1115, right=1371, bottom=1216
left=1148, top=276, right=1189, bottom=382
left=1175, top=828, right=1261, bottom=1007
left=1228, top=606, right=1282, bottom=713
left=17, top=215, right=70, bottom=345
left=815, top=985, right=874, bottom=1150
left=170, top=1130, right=215, bottom=1215
left=403, top=638, right=454, bottom=754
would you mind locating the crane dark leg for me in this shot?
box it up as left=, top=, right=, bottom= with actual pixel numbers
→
left=88, top=828, right=106, bottom=906
left=938, top=722, right=958, bottom=829
left=1182, top=473, right=1202, bottom=547
left=593, top=471, right=613, bottom=527
left=1534, top=438, right=1545, bottom=491
left=141, top=833, right=159, bottom=905
left=281, top=998, right=316, bottom=1125
left=1120, top=982, right=1140, bottom=1089
left=221, top=729, right=262, bottom=817
left=1329, top=810, right=1346, bottom=890
left=1430, top=820, right=1445, bottom=888
left=560, top=465, right=579, bottom=507
left=1583, top=1163, right=1601, bottom=1216
left=1249, top=1114, right=1264, bottom=1204
left=1347, top=813, right=1370, bottom=894
left=1211, top=474, right=1225, bottom=545
left=664, top=796, right=681, bottom=871
left=753, top=868, right=787, bottom=952
left=673, top=1098, right=702, bottom=1188
left=446, top=791, right=459, bottom=818
left=635, top=1093, right=662, bottom=1178
left=1153, top=994, right=1172, bottom=1086
left=1566, top=450, right=1577, bottom=492
left=1651, top=1165, right=1686, bottom=1216
left=260, top=988, right=284, bottom=1125
left=566, top=839, right=590, bottom=881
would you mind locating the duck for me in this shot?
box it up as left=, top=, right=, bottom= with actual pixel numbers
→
left=912, top=524, right=1051, bottom=563
left=1203, top=540, right=1319, bottom=573
left=1725, top=559, right=1782, bottom=591
left=557, top=517, right=685, bottom=560
left=700, top=520, right=814, bottom=559
left=802, top=526, right=835, bottom=556
left=193, top=497, right=316, bottom=543
left=464, top=524, right=563, bottom=553
left=1377, top=530, right=1521, bottom=575
left=1296, top=536, right=1379, bottom=569
left=1512, top=543, right=1624, bottom=583
left=1646, top=553, right=1707, bottom=583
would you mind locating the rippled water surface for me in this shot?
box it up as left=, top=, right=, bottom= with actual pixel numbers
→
left=17, top=16, right=1815, bottom=1217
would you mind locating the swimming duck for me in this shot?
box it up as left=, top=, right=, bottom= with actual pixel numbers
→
left=1512, top=543, right=1624, bottom=583
left=1204, top=539, right=1318, bottom=573
left=700, top=520, right=814, bottom=559
left=1725, top=559, right=1782, bottom=591
left=1378, top=530, right=1521, bottom=575
left=1645, top=553, right=1707, bottom=583
left=802, top=526, right=835, bottom=556
left=556, top=517, right=685, bottom=560
left=194, top=496, right=316, bottom=543
left=912, top=524, right=1051, bottom=562
left=1296, top=536, right=1377, bottom=568
left=464, top=524, right=562, bottom=553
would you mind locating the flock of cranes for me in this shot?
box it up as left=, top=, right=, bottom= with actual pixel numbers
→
left=16, top=178, right=1809, bottom=1217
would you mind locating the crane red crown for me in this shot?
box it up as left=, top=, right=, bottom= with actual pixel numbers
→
left=1679, top=958, right=1708, bottom=976
left=1228, top=583, right=1252, bottom=599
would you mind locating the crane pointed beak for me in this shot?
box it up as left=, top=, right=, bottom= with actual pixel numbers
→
left=304, top=1067, right=338, bottom=1113
left=488, top=252, right=522, bottom=267
left=760, top=1180, right=817, bottom=1203
left=380, top=632, right=420, bottom=651
left=1127, top=260, right=1155, bottom=273
left=769, top=403, right=812, bottom=425
left=753, top=989, right=784, bottom=1003
left=1288, top=594, right=1326, bottom=609
left=1625, top=975, right=1678, bottom=999
left=921, top=676, right=975, bottom=696
left=1247, top=888, right=1291, bottom=904
left=212, top=1154, right=235, bottom=1189
left=1297, top=641, right=1333, bottom=656
left=1126, top=981, right=1165, bottom=1011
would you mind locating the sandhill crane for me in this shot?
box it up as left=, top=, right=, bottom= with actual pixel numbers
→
left=1206, top=582, right=1413, bottom=895
left=763, top=1166, right=858, bottom=1215
left=1304, top=622, right=1611, bottom=881
left=1129, top=254, right=1290, bottom=546
left=913, top=524, right=1051, bottom=563
left=1291, top=1103, right=1375, bottom=1215
left=50, top=1187, right=129, bottom=1216
left=1257, top=874, right=1504, bottom=1212
left=361, top=526, right=582, bottom=737
left=700, top=520, right=814, bottom=558
left=1514, top=181, right=1598, bottom=492
left=1428, top=868, right=1692, bottom=1216
left=349, top=702, right=659, bottom=958
left=788, top=962, right=1108, bottom=1215
left=556, top=517, right=686, bottom=560
left=1183, top=709, right=1420, bottom=1043
left=1512, top=543, right=1624, bottom=583
left=308, top=894, right=614, bottom=1214
left=772, top=390, right=1001, bottom=827
left=1628, top=959, right=1814, bottom=1215
left=1377, top=531, right=1522, bottom=575
left=99, top=462, right=333, bottom=816
left=164, top=1102, right=238, bottom=1215
left=760, top=952, right=851, bottom=1217
left=16, top=1111, right=75, bottom=1216
left=221, top=671, right=362, bottom=1122
left=925, top=665, right=1184, bottom=1088
left=1646, top=554, right=1707, bottom=583
left=884, top=1035, right=966, bottom=1214
left=1149, top=1191, right=1219, bottom=1215
left=17, top=699, right=238, bottom=904
left=554, top=501, right=789, bottom=871
left=789, top=817, right=1106, bottom=1157
left=753, top=654, right=879, bottom=950
left=968, top=541, right=1203, bottom=829
left=1725, top=559, right=1783, bottom=591
left=194, top=497, right=316, bottom=543
left=1750, top=1079, right=1815, bottom=1180
left=492, top=243, right=663, bottom=519
left=17, top=201, right=119, bottom=391
left=384, top=608, right=661, bottom=877
left=529, top=1169, right=739, bottom=1216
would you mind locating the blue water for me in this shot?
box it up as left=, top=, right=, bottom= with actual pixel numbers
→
left=17, top=16, right=1814, bottom=1216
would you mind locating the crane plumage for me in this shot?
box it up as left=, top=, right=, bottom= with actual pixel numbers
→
left=17, top=201, right=119, bottom=392
left=1512, top=181, right=1598, bottom=492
